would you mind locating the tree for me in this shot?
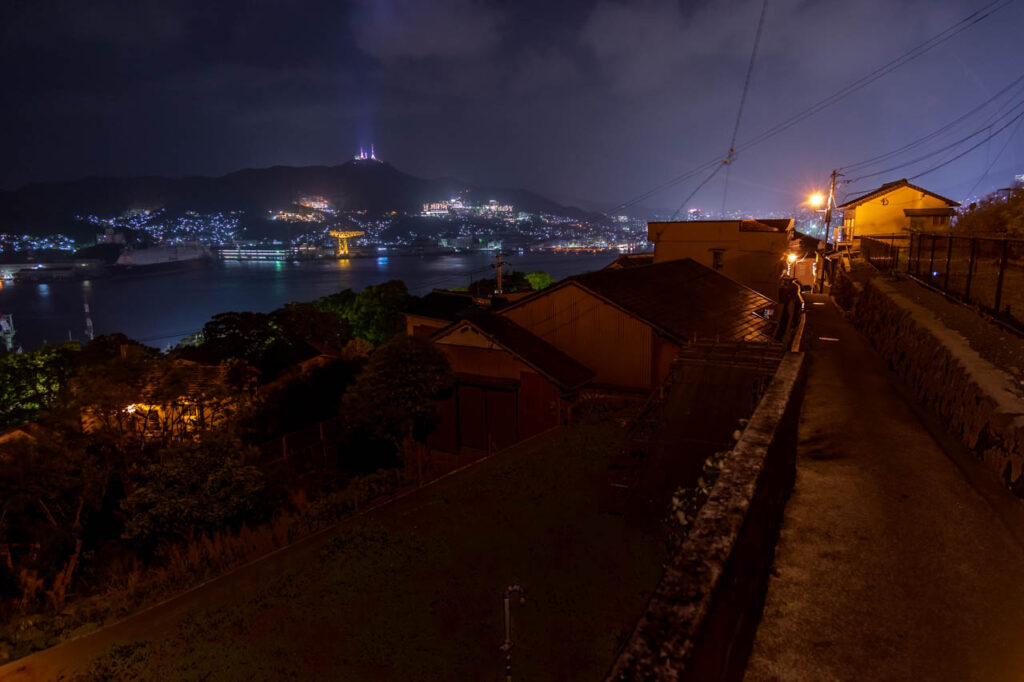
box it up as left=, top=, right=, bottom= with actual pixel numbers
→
left=347, top=280, right=414, bottom=345
left=343, top=335, right=454, bottom=450
left=70, top=338, right=253, bottom=464
left=270, top=302, right=351, bottom=351
left=0, top=430, right=105, bottom=611
left=956, top=187, right=1024, bottom=235
left=467, top=271, right=532, bottom=297
left=0, top=342, right=79, bottom=431
left=180, top=312, right=278, bottom=367
left=524, top=270, right=554, bottom=291
left=313, top=289, right=357, bottom=320
left=121, top=433, right=264, bottom=543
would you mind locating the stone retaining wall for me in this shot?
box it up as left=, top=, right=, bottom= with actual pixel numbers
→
left=606, top=351, right=806, bottom=681
left=847, top=275, right=1024, bottom=495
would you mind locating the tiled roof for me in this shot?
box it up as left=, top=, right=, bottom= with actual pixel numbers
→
left=603, top=253, right=655, bottom=269
left=455, top=313, right=595, bottom=390
left=739, top=218, right=793, bottom=232
left=565, top=258, right=777, bottom=342
left=838, top=178, right=960, bottom=209
left=406, top=290, right=479, bottom=321
left=647, top=218, right=792, bottom=234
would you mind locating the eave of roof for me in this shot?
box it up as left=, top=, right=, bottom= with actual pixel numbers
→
left=405, top=290, right=479, bottom=322
left=433, top=315, right=595, bottom=390
left=838, top=178, right=961, bottom=209
left=502, top=258, right=777, bottom=344
left=903, top=208, right=957, bottom=216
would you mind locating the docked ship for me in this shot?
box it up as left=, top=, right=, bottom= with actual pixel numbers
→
left=110, top=244, right=212, bottom=275
left=11, top=260, right=107, bottom=283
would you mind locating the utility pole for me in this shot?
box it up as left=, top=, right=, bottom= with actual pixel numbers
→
left=822, top=169, right=843, bottom=247
left=492, top=252, right=509, bottom=294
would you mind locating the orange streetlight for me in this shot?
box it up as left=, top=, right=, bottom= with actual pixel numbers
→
left=808, top=192, right=825, bottom=208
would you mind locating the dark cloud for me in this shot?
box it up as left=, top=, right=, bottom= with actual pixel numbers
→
left=1, top=0, right=1022, bottom=212
left=351, top=0, right=505, bottom=61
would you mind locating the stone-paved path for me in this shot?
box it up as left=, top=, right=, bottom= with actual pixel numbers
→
left=745, top=294, right=1024, bottom=682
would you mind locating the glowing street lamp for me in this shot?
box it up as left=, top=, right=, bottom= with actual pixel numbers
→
left=808, top=192, right=825, bottom=208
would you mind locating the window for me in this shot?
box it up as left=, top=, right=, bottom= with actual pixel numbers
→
left=711, top=250, right=724, bottom=270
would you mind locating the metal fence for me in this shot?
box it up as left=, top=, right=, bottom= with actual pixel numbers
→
left=862, top=233, right=1024, bottom=332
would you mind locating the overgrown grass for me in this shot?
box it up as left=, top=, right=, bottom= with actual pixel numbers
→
left=0, top=468, right=403, bottom=664
left=60, top=424, right=667, bottom=681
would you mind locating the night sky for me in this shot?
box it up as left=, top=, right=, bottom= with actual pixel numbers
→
left=2, top=0, right=1022, bottom=213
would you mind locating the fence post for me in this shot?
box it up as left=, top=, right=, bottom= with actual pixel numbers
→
left=994, top=238, right=1010, bottom=314
left=964, top=237, right=976, bottom=300
left=927, top=235, right=937, bottom=283
left=943, top=237, right=953, bottom=291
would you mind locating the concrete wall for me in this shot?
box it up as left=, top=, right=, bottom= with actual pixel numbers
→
left=846, top=276, right=1024, bottom=495
left=606, top=351, right=806, bottom=681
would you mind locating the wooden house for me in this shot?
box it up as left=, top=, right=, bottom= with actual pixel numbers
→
left=647, top=219, right=792, bottom=297
left=429, top=314, right=593, bottom=453
left=497, top=258, right=778, bottom=390
left=403, top=290, right=481, bottom=338
left=837, top=178, right=960, bottom=243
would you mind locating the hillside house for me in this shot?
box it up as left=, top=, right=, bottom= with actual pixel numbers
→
left=425, top=258, right=783, bottom=454
left=429, top=314, right=593, bottom=453
left=646, top=219, right=793, bottom=297
left=498, top=258, right=778, bottom=391
left=79, top=359, right=254, bottom=442
left=836, top=178, right=960, bottom=243
left=404, top=290, right=481, bottom=338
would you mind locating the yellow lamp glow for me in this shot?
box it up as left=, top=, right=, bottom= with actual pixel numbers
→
left=808, top=192, right=825, bottom=208
left=786, top=252, right=798, bottom=264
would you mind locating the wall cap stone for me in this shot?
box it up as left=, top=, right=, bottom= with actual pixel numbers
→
left=606, top=351, right=805, bottom=681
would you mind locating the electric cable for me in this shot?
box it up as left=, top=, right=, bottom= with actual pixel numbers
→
left=722, top=0, right=769, bottom=215
left=908, top=108, right=1024, bottom=181
left=610, top=0, right=1012, bottom=213
left=845, top=96, right=1024, bottom=183
left=962, top=116, right=1024, bottom=200
left=840, top=71, right=1024, bottom=172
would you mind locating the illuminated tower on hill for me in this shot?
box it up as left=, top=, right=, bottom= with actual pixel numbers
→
left=354, top=144, right=380, bottom=162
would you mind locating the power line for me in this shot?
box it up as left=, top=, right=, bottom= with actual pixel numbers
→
left=840, top=71, right=1024, bottom=172
left=963, top=116, right=1024, bottom=199
left=672, top=164, right=727, bottom=219
left=734, top=0, right=1012, bottom=154
left=908, top=108, right=1024, bottom=181
left=722, top=0, right=769, bottom=215
left=845, top=96, right=1024, bottom=183
left=610, top=0, right=1012, bottom=213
